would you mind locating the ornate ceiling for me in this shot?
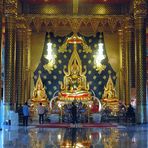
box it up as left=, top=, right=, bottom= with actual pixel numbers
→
left=22, top=0, right=131, bottom=5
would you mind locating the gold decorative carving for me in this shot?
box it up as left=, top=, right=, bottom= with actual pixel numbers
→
left=22, top=15, right=126, bottom=34
left=4, top=0, right=17, bottom=15
left=68, top=18, right=82, bottom=33
left=82, top=41, right=92, bottom=53
left=108, top=18, right=119, bottom=32
left=134, top=0, right=147, bottom=17
left=16, top=17, right=27, bottom=29
left=59, top=33, right=92, bottom=53
left=58, top=41, right=68, bottom=53
left=94, top=63, right=106, bottom=74
left=43, top=60, right=55, bottom=73
left=124, top=16, right=134, bottom=29
left=90, top=18, right=99, bottom=34
left=32, top=17, right=42, bottom=32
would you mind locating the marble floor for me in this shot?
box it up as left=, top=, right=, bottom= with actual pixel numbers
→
left=0, top=123, right=148, bottom=148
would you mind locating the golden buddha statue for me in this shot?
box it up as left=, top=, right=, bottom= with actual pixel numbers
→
left=32, top=75, right=47, bottom=102
left=102, top=75, right=119, bottom=115
left=59, top=43, right=91, bottom=102
left=102, top=75, right=116, bottom=99
left=30, top=75, right=49, bottom=118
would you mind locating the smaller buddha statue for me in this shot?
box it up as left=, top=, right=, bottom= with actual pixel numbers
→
left=30, top=75, right=49, bottom=119
left=102, top=75, right=117, bottom=99
left=102, top=75, right=119, bottom=115
left=32, top=75, right=47, bottom=102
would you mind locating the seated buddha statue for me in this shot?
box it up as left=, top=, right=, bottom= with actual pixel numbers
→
left=102, top=75, right=117, bottom=99
left=59, top=43, right=91, bottom=102
left=102, top=75, right=119, bottom=114
left=61, top=44, right=89, bottom=93
left=30, top=75, right=48, bottom=118
left=32, top=75, right=47, bottom=102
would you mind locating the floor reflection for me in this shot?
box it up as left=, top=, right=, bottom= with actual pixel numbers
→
left=0, top=124, right=148, bottom=148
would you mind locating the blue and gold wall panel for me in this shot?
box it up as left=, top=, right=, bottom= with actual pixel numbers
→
left=33, top=32, right=116, bottom=100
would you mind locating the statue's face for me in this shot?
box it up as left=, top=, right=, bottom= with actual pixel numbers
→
left=108, top=84, right=112, bottom=90
left=37, top=83, right=41, bottom=90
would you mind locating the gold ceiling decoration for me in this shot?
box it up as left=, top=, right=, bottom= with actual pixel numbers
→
left=32, top=17, right=42, bottom=32
left=68, top=18, right=83, bottom=33
left=17, top=15, right=130, bottom=35
left=90, top=18, right=100, bottom=35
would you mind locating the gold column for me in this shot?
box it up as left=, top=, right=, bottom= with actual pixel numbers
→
left=118, top=29, right=125, bottom=102
left=134, top=0, right=148, bottom=123
left=0, top=0, right=3, bottom=101
left=4, top=0, right=17, bottom=105
left=25, top=29, right=32, bottom=102
left=16, top=17, right=26, bottom=106
left=124, top=17, right=134, bottom=106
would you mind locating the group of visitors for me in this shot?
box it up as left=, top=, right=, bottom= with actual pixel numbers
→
left=22, top=101, right=82, bottom=126
left=22, top=102, right=46, bottom=126
left=22, top=100, right=136, bottom=126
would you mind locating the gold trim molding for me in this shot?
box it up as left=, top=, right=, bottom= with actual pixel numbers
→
left=16, top=15, right=131, bottom=35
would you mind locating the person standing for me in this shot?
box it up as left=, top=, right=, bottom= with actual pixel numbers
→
left=37, top=103, right=45, bottom=124
left=71, top=102, right=77, bottom=124
left=22, top=102, right=29, bottom=126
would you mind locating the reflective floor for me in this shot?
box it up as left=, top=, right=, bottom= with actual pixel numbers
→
left=0, top=124, right=148, bottom=148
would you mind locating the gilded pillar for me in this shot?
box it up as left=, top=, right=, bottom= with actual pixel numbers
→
left=124, top=17, right=134, bottom=106
left=0, top=0, right=3, bottom=100
left=118, top=29, right=125, bottom=102
left=25, top=29, right=32, bottom=102
left=4, top=0, right=17, bottom=105
left=16, top=17, right=26, bottom=106
left=134, top=0, right=148, bottom=123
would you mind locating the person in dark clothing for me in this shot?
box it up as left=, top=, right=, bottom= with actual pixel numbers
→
left=22, top=102, right=29, bottom=126
left=71, top=102, right=77, bottom=124
left=126, top=104, right=135, bottom=122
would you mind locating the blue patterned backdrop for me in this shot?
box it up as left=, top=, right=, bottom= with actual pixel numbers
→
left=33, top=32, right=116, bottom=100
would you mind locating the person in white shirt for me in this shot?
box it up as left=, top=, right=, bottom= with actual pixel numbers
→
left=37, top=103, right=45, bottom=124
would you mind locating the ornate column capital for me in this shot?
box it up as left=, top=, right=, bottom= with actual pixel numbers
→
left=16, top=17, right=27, bottom=29
left=124, top=17, right=134, bottom=30
left=4, top=0, right=17, bottom=16
left=134, top=0, right=147, bottom=18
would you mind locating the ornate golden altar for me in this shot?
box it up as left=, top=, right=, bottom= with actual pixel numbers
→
left=57, top=34, right=93, bottom=106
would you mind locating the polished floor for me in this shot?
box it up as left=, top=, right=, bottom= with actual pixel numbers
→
left=0, top=123, right=148, bottom=148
